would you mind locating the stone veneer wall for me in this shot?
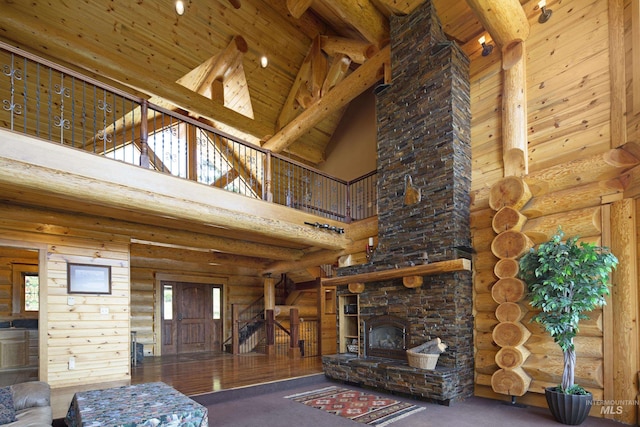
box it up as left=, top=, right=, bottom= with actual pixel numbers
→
left=376, top=1, right=470, bottom=270
left=327, top=0, right=474, bottom=403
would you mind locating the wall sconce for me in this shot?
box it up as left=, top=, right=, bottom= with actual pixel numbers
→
left=538, top=0, right=552, bottom=23
left=366, top=237, right=376, bottom=262
left=478, top=35, right=493, bottom=57
left=260, top=56, right=269, bottom=68
left=175, top=0, right=185, bottom=15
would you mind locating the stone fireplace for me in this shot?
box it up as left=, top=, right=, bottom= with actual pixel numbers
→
left=364, top=315, right=408, bottom=359
left=322, top=0, right=473, bottom=405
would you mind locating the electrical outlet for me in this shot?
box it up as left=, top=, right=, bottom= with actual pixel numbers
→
left=68, top=356, right=75, bottom=370
left=67, top=297, right=75, bottom=306
left=100, top=307, right=109, bottom=315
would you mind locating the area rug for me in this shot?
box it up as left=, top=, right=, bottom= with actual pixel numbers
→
left=284, top=386, right=425, bottom=426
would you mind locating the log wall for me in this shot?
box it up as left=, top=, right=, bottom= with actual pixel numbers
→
left=470, top=0, right=639, bottom=422
left=0, top=207, right=264, bottom=418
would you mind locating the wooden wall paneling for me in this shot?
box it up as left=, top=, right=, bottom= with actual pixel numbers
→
left=609, top=0, right=627, bottom=148
left=601, top=203, right=615, bottom=417
left=630, top=0, right=640, bottom=114
left=527, top=0, right=611, bottom=172
left=47, top=247, right=130, bottom=386
left=129, top=267, right=155, bottom=356
left=609, top=199, right=639, bottom=424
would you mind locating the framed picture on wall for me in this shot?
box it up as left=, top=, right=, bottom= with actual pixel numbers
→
left=67, top=263, right=112, bottom=294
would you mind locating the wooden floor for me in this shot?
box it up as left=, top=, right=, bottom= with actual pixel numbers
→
left=131, top=352, right=324, bottom=396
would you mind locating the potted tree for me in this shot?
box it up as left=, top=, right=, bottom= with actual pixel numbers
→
left=519, top=229, right=618, bottom=425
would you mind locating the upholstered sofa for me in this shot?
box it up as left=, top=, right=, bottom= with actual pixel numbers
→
left=2, top=381, right=52, bottom=427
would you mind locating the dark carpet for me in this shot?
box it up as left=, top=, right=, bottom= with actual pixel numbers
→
left=193, top=375, right=627, bottom=427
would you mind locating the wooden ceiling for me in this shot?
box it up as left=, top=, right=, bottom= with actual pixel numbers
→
left=0, top=0, right=527, bottom=283
left=0, top=0, right=491, bottom=167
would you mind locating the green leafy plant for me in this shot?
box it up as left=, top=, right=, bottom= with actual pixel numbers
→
left=519, top=229, right=618, bottom=394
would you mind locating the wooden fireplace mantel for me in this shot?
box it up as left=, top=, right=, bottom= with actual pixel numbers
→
left=321, top=258, right=471, bottom=287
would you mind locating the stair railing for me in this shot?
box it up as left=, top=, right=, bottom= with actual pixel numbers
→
left=265, top=308, right=301, bottom=358
left=224, top=296, right=265, bottom=354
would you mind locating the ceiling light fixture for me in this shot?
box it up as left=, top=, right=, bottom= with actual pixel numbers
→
left=538, top=0, right=552, bottom=23
left=175, top=0, right=185, bottom=16
left=260, top=56, right=268, bottom=68
left=478, top=35, right=493, bottom=57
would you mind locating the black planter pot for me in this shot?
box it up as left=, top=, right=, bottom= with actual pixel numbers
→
left=545, top=387, right=593, bottom=425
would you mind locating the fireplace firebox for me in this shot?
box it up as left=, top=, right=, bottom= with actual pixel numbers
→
left=364, top=315, right=408, bottom=359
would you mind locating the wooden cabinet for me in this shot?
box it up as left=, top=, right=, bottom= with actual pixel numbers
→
left=0, top=330, right=29, bottom=368
left=338, top=294, right=359, bottom=354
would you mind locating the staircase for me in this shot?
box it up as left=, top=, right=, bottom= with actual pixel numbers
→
left=224, top=276, right=321, bottom=356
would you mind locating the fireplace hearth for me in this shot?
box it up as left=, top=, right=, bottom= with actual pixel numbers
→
left=365, top=315, right=407, bottom=359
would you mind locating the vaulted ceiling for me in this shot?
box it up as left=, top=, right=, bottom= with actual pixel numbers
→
left=0, top=0, right=536, bottom=283
left=0, top=0, right=497, bottom=167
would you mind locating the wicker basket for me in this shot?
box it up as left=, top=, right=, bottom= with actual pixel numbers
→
left=406, top=350, right=440, bottom=369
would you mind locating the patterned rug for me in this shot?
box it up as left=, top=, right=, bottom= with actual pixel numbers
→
left=284, top=386, right=425, bottom=426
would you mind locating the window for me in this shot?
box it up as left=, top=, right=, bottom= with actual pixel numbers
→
left=12, top=264, right=39, bottom=314
left=24, top=274, right=39, bottom=311
left=163, top=285, right=173, bottom=320
left=212, top=287, right=221, bottom=320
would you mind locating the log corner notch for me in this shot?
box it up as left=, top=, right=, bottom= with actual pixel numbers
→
left=488, top=175, right=533, bottom=397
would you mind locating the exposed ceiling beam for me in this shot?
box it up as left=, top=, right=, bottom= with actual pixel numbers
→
left=287, top=0, right=314, bottom=18
left=263, top=45, right=390, bottom=154
left=373, top=0, right=426, bottom=15
left=320, top=35, right=378, bottom=64
left=0, top=203, right=306, bottom=261
left=463, top=0, right=529, bottom=49
left=319, top=0, right=390, bottom=47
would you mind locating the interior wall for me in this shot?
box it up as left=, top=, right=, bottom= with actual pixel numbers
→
left=318, top=89, right=377, bottom=181
left=469, top=0, right=626, bottom=419
left=0, top=228, right=131, bottom=419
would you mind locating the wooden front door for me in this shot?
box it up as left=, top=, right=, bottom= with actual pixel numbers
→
left=161, top=282, right=223, bottom=355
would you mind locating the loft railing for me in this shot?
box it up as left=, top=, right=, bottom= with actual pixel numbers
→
left=0, top=41, right=376, bottom=222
